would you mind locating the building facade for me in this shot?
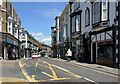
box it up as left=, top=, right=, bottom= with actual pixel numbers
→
left=59, top=3, right=70, bottom=59
left=69, top=0, right=92, bottom=61
left=52, top=0, right=119, bottom=67
left=0, top=1, right=21, bottom=60
left=90, top=0, right=119, bottom=67
left=51, top=27, right=57, bottom=58
left=20, top=27, right=39, bottom=58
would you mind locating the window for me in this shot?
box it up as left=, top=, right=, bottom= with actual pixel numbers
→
left=66, top=24, right=68, bottom=37
left=72, top=17, right=75, bottom=33
left=15, top=29, right=17, bottom=33
left=85, top=8, right=90, bottom=26
left=22, top=33, right=25, bottom=39
left=76, top=15, right=80, bottom=31
left=102, top=0, right=108, bottom=20
left=93, top=2, right=100, bottom=24
left=72, top=3, right=74, bottom=13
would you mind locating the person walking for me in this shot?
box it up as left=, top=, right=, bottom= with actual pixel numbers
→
left=66, top=49, right=72, bottom=62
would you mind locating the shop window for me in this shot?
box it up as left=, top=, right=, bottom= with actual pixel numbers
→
left=98, top=44, right=113, bottom=58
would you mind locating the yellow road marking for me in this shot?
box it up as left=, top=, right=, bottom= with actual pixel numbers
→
left=39, top=59, right=82, bottom=79
left=50, top=78, right=70, bottom=81
left=38, top=63, right=49, bottom=68
left=19, top=61, right=38, bottom=82
left=49, top=58, right=120, bottom=78
left=35, top=61, right=38, bottom=68
left=42, top=72, right=55, bottom=79
left=49, top=64, right=58, bottom=80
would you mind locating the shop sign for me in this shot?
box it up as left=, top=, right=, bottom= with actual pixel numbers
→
left=7, top=37, right=18, bottom=46
left=13, top=40, right=18, bottom=46
left=7, top=37, right=13, bottom=44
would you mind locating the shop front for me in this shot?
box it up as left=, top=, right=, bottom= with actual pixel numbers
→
left=90, top=26, right=117, bottom=67
left=0, top=32, right=21, bottom=60
left=97, top=40, right=113, bottom=66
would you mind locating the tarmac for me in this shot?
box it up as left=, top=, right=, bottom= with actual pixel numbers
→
left=49, top=57, right=119, bottom=77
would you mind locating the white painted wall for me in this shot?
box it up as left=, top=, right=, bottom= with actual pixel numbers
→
left=80, top=1, right=92, bottom=35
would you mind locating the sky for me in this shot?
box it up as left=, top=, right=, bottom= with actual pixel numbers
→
left=12, top=2, right=67, bottom=45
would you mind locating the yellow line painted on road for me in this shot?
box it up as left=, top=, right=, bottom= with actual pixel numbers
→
left=52, top=64, right=82, bottom=79
left=39, top=59, right=82, bottom=79
left=50, top=78, right=70, bottom=81
left=35, top=61, right=39, bottom=68
left=19, top=61, right=38, bottom=82
left=48, top=58, right=120, bottom=78
left=42, top=72, right=55, bottom=79
left=49, top=64, right=58, bottom=80
left=38, top=63, right=49, bottom=68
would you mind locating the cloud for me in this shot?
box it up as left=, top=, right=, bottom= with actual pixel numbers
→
left=32, top=33, right=44, bottom=36
left=44, top=8, right=61, bottom=18
left=41, top=37, right=51, bottom=42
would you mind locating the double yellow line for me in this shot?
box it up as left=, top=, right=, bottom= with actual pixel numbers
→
left=19, top=61, right=38, bottom=82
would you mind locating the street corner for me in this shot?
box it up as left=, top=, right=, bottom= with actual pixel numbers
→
left=0, top=77, right=28, bottom=82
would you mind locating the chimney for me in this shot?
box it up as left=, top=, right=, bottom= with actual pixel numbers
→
left=22, top=27, right=24, bottom=31
left=25, top=29, right=27, bottom=31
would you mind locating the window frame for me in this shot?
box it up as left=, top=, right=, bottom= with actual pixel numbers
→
left=102, top=0, right=108, bottom=21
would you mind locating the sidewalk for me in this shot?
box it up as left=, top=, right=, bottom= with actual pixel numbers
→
left=50, top=58, right=119, bottom=76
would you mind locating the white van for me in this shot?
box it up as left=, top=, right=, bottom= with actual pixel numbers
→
left=32, top=53, right=38, bottom=59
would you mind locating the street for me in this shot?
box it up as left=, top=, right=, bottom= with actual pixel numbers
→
left=1, top=57, right=119, bottom=83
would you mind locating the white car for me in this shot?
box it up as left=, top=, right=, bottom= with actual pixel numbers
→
left=32, top=53, right=38, bottom=59
left=38, top=53, right=41, bottom=58
left=45, top=54, right=48, bottom=58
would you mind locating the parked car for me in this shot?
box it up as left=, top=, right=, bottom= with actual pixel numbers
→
left=32, top=53, right=38, bottom=59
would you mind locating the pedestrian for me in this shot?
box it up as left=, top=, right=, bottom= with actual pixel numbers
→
left=66, top=49, right=72, bottom=62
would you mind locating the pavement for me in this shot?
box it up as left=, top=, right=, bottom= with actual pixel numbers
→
left=49, top=57, right=119, bottom=76
left=1, top=59, right=28, bottom=83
